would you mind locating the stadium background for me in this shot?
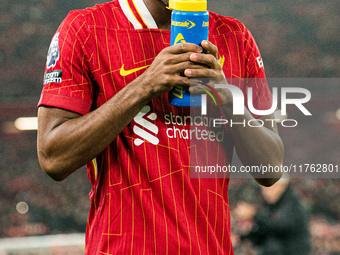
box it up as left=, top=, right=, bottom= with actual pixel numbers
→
left=0, top=0, right=339, bottom=254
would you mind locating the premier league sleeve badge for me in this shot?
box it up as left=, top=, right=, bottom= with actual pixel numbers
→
left=46, top=32, right=60, bottom=69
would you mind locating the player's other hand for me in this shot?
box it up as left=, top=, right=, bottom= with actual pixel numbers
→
left=188, top=40, right=233, bottom=109
left=139, top=43, right=204, bottom=99
left=185, top=40, right=225, bottom=80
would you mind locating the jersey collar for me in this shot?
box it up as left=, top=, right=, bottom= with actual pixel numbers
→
left=119, top=0, right=158, bottom=29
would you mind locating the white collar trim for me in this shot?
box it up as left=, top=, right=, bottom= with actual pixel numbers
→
left=119, top=0, right=158, bottom=29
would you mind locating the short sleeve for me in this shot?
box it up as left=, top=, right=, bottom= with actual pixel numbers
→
left=38, top=11, right=93, bottom=115
left=242, top=26, right=273, bottom=118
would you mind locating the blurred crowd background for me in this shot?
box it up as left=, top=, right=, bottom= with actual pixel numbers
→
left=0, top=0, right=339, bottom=254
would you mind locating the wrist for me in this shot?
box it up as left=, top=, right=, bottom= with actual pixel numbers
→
left=129, top=74, right=155, bottom=104
left=222, top=102, right=234, bottom=118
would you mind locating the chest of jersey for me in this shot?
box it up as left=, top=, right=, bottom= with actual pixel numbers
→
left=87, top=27, right=233, bottom=177
left=88, top=27, right=245, bottom=108
left=89, top=28, right=169, bottom=106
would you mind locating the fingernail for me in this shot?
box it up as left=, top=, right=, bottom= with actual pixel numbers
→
left=191, top=54, right=198, bottom=61
left=186, top=70, right=192, bottom=76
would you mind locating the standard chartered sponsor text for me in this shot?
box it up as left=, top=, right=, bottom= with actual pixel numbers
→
left=164, top=112, right=225, bottom=142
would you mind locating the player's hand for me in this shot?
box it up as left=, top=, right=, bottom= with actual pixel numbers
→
left=139, top=43, right=204, bottom=99
left=185, top=40, right=225, bottom=80
left=187, top=40, right=234, bottom=111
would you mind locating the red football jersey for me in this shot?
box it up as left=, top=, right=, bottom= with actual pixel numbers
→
left=38, top=0, right=272, bottom=254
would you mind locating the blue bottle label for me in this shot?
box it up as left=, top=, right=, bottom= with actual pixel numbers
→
left=168, top=10, right=209, bottom=107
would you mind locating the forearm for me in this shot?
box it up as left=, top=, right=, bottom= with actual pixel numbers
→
left=38, top=43, right=202, bottom=181
left=38, top=78, right=152, bottom=181
left=223, top=106, right=284, bottom=185
left=179, top=40, right=283, bottom=185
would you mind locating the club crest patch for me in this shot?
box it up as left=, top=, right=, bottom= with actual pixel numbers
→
left=46, top=32, right=60, bottom=69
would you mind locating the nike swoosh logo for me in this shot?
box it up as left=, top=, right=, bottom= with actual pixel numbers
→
left=120, top=64, right=150, bottom=76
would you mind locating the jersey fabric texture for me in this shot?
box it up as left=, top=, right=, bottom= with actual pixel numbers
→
left=38, top=0, right=273, bottom=254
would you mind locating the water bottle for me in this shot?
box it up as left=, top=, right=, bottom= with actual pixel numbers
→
left=168, top=0, right=209, bottom=107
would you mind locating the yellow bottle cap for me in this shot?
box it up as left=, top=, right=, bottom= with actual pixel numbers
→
left=169, top=0, right=207, bottom=12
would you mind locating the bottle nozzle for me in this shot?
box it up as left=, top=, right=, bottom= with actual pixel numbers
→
left=169, top=0, right=207, bottom=12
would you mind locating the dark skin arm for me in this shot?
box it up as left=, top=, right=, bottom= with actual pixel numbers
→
left=38, top=40, right=283, bottom=186
left=37, top=43, right=203, bottom=181
left=188, top=41, right=284, bottom=186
